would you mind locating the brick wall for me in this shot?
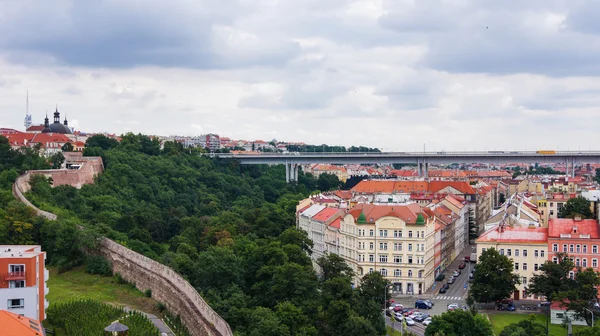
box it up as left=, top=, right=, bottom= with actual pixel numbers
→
left=12, top=172, right=57, bottom=220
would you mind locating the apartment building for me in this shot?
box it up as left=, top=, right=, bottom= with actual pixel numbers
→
left=476, top=226, right=549, bottom=300
left=537, top=193, right=575, bottom=225
left=341, top=203, right=436, bottom=295
left=547, top=218, right=600, bottom=274
left=0, top=246, right=48, bottom=321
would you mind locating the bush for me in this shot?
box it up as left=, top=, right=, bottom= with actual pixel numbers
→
left=156, top=302, right=166, bottom=313
left=85, top=255, right=113, bottom=276
left=115, top=272, right=128, bottom=285
left=144, top=289, right=152, bottom=298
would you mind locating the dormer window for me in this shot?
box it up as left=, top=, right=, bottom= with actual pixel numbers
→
left=573, top=226, right=578, bottom=234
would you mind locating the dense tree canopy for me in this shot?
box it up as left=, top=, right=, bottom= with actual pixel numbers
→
left=470, top=247, right=520, bottom=303
left=424, top=310, right=493, bottom=336
left=5, top=133, right=387, bottom=335
left=499, top=315, right=546, bottom=336
left=559, top=196, right=594, bottom=219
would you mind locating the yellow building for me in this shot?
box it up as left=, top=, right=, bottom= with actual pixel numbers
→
left=476, top=225, right=549, bottom=300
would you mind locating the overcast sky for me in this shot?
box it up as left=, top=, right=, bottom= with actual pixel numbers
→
left=2, top=0, right=600, bottom=151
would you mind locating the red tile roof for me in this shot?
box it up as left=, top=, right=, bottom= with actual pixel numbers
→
left=334, top=190, right=353, bottom=200
left=329, top=218, right=341, bottom=229
left=428, top=181, right=476, bottom=195
left=25, top=125, right=44, bottom=132
left=312, top=207, right=343, bottom=222
left=0, top=310, right=44, bottom=336
left=548, top=218, right=600, bottom=239
left=477, top=226, right=548, bottom=244
left=348, top=203, right=429, bottom=224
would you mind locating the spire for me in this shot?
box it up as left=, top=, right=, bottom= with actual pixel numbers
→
left=53, top=105, right=60, bottom=123
left=23, top=90, right=32, bottom=129
left=63, top=113, right=68, bottom=126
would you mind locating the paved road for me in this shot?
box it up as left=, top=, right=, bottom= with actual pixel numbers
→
left=124, top=306, right=175, bottom=336
left=385, top=315, right=426, bottom=336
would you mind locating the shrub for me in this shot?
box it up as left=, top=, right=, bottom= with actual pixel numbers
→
left=144, top=289, right=152, bottom=298
left=85, top=255, right=113, bottom=276
left=115, top=272, right=128, bottom=285
left=156, top=302, right=166, bottom=313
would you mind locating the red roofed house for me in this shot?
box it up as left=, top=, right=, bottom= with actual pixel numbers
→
left=477, top=225, right=549, bottom=300
left=297, top=205, right=344, bottom=271
left=3, top=132, right=71, bottom=157
left=548, top=218, right=600, bottom=277
left=341, top=203, right=436, bottom=295
left=0, top=310, right=46, bottom=336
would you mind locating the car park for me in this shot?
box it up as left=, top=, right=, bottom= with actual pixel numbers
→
left=422, top=317, right=432, bottom=326
left=414, top=314, right=429, bottom=322
left=404, top=317, right=416, bottom=326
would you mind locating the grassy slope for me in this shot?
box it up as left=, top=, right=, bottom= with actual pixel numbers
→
left=46, top=266, right=159, bottom=314
left=488, top=313, right=587, bottom=336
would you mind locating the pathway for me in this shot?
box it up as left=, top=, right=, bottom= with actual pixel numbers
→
left=124, top=306, right=176, bottom=336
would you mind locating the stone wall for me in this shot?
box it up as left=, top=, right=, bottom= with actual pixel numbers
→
left=99, top=239, right=233, bottom=336
left=11, top=169, right=233, bottom=336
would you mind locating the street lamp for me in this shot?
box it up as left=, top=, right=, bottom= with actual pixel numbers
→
left=384, top=284, right=393, bottom=311
left=585, top=308, right=595, bottom=327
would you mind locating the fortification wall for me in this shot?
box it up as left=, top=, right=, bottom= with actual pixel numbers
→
left=12, top=173, right=57, bottom=220
left=99, top=239, right=233, bottom=336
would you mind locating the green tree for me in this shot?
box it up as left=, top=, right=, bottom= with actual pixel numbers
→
left=499, top=315, right=546, bottom=336
left=61, top=142, right=74, bottom=152
left=274, top=302, right=318, bottom=336
left=468, top=208, right=478, bottom=240
left=574, top=325, right=600, bottom=336
left=470, top=247, right=520, bottom=303
left=595, top=168, right=600, bottom=184
left=50, top=151, right=65, bottom=169
left=358, top=272, right=389, bottom=308
left=85, top=134, right=119, bottom=150
left=424, top=309, right=493, bottom=336
left=316, top=253, right=354, bottom=282
left=559, top=196, right=593, bottom=219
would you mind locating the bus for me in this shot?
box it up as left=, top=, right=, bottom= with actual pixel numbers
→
left=536, top=150, right=556, bottom=155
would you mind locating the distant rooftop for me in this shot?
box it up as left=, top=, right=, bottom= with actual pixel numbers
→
left=0, top=245, right=44, bottom=258
left=476, top=226, right=548, bottom=244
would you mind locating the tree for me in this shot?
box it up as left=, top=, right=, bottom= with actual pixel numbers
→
left=559, top=196, right=593, bottom=219
left=574, top=325, right=600, bottom=336
left=61, top=142, right=74, bottom=152
left=317, top=173, right=341, bottom=191
left=424, top=309, right=493, bottom=336
left=499, top=315, right=546, bottom=336
left=85, top=134, right=119, bottom=150
left=468, top=208, right=478, bottom=241
left=50, top=152, right=65, bottom=169
left=595, top=168, right=600, bottom=184
left=529, top=253, right=600, bottom=326
left=316, top=253, right=354, bottom=282
left=470, top=248, right=520, bottom=303
left=358, top=272, right=389, bottom=308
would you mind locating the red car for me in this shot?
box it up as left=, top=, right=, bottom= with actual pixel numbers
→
left=404, top=309, right=419, bottom=317
left=458, top=263, right=466, bottom=269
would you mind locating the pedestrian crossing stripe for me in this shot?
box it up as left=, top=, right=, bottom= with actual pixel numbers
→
left=433, top=296, right=463, bottom=300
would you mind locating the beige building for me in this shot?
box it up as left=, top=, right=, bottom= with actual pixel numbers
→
left=341, top=203, right=437, bottom=295
left=476, top=225, right=549, bottom=300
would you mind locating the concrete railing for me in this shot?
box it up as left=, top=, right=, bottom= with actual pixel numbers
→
left=11, top=172, right=233, bottom=336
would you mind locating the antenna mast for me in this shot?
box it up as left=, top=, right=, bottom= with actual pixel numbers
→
left=24, top=90, right=32, bottom=129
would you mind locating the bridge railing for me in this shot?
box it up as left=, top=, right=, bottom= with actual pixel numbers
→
left=208, top=150, right=600, bottom=157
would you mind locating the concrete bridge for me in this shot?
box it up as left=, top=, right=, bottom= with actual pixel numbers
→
left=211, top=151, right=600, bottom=182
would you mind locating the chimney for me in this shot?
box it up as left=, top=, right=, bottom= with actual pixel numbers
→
left=574, top=216, right=583, bottom=222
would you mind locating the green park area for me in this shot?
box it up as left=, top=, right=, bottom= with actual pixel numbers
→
left=488, top=313, right=587, bottom=336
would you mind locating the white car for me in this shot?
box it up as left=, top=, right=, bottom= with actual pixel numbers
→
left=422, top=317, right=432, bottom=326
left=409, top=312, right=424, bottom=319
left=394, top=312, right=404, bottom=320
left=447, top=303, right=460, bottom=310
left=404, top=317, right=416, bottom=326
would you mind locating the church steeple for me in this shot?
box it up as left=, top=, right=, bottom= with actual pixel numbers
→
left=63, top=114, right=68, bottom=126
left=44, top=113, right=49, bottom=128
left=53, top=106, right=60, bottom=124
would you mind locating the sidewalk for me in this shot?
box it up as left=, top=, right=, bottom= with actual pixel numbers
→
left=426, top=244, right=475, bottom=295
left=123, top=306, right=175, bottom=336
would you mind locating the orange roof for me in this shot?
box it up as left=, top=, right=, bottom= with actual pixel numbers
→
left=351, top=180, right=428, bottom=194
left=428, top=170, right=467, bottom=178
left=334, top=190, right=353, bottom=200
left=25, top=125, right=44, bottom=132
left=548, top=218, right=600, bottom=239
left=477, top=226, right=548, bottom=244
left=329, top=218, right=341, bottom=229
left=312, top=207, right=342, bottom=222
left=348, top=203, right=429, bottom=224
left=0, top=310, right=45, bottom=336
left=429, top=181, right=476, bottom=194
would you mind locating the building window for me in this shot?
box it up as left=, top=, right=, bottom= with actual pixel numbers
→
left=523, top=263, right=528, bottom=271
left=380, top=230, right=388, bottom=237
left=583, top=245, right=588, bottom=253
left=500, top=249, right=505, bottom=255
left=515, top=263, right=519, bottom=270
left=482, top=248, right=487, bottom=253
left=7, top=299, right=24, bottom=309
left=394, top=230, right=402, bottom=238
left=553, top=244, right=558, bottom=252
left=534, top=250, right=538, bottom=258
left=370, top=230, right=374, bottom=236
left=394, top=269, right=401, bottom=277
left=569, top=271, right=574, bottom=279
left=421, top=231, right=425, bottom=238
left=408, top=270, right=413, bottom=277
left=593, top=259, right=598, bottom=268
left=380, top=269, right=388, bottom=276
left=594, top=245, right=599, bottom=254
left=534, top=264, right=539, bottom=271
left=408, top=244, right=413, bottom=252
left=515, top=249, right=520, bottom=257
left=408, top=256, right=413, bottom=264
left=394, top=255, right=402, bottom=264
left=563, top=244, right=568, bottom=253
left=8, top=281, right=25, bottom=288
left=394, top=243, right=402, bottom=251
left=358, top=255, right=364, bottom=262
left=576, top=258, right=580, bottom=267
left=369, top=255, right=374, bottom=262
left=380, top=255, right=388, bottom=263
left=523, top=250, right=528, bottom=257
left=408, top=231, right=413, bottom=238
left=380, top=242, right=388, bottom=250
left=553, top=257, right=558, bottom=263
left=576, top=245, right=581, bottom=253
left=522, top=277, right=527, bottom=284
left=583, top=259, right=588, bottom=268
left=369, top=268, right=374, bottom=274
left=507, top=249, right=512, bottom=256
left=570, top=244, right=574, bottom=253
left=369, top=242, right=374, bottom=250
left=540, top=250, right=545, bottom=258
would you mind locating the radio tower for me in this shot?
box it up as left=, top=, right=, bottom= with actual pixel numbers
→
left=23, top=90, right=32, bottom=130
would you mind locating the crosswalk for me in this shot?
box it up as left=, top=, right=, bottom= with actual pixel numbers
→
left=434, top=296, right=463, bottom=301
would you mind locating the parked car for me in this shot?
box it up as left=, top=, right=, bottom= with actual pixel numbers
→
left=447, top=303, right=460, bottom=311
left=389, top=303, right=403, bottom=312
left=386, top=309, right=392, bottom=317
left=458, top=262, right=466, bottom=269
left=414, top=314, right=430, bottom=322
left=409, top=312, right=424, bottom=319
left=403, top=309, right=417, bottom=317
left=415, top=300, right=434, bottom=309
left=452, top=271, right=460, bottom=277
left=404, top=317, right=416, bottom=326
left=394, top=312, right=404, bottom=319
left=507, top=302, right=516, bottom=311
left=422, top=317, right=432, bottom=326
left=439, top=284, right=449, bottom=293
left=447, top=277, right=455, bottom=284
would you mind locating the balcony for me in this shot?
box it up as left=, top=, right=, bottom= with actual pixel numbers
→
left=5, top=271, right=26, bottom=280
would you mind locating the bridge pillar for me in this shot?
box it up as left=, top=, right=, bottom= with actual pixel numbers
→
left=416, top=159, right=422, bottom=177
left=571, top=158, right=576, bottom=178
left=424, top=162, right=429, bottom=179
left=286, top=162, right=290, bottom=183
left=285, top=162, right=298, bottom=183
left=566, top=159, right=569, bottom=178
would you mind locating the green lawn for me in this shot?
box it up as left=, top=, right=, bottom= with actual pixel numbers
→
left=46, top=266, right=159, bottom=314
left=386, top=326, right=403, bottom=335
left=488, top=312, right=588, bottom=336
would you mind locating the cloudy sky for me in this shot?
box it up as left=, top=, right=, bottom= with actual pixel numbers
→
left=1, top=0, right=600, bottom=151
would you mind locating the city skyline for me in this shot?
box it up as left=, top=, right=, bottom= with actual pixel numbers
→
left=2, top=1, right=600, bottom=150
